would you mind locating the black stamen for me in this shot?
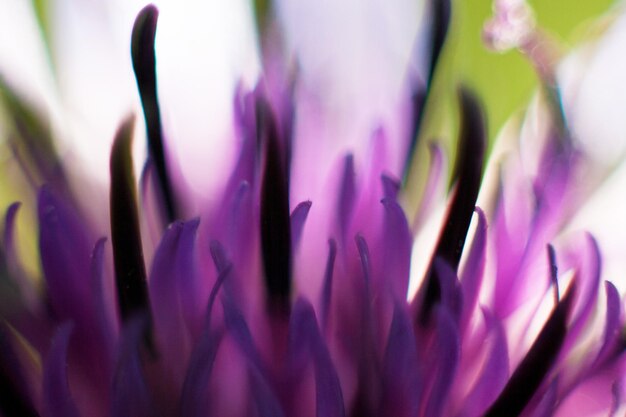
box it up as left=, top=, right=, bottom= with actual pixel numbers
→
left=403, top=0, right=451, bottom=179
left=483, top=283, right=576, bottom=417
left=427, top=0, right=451, bottom=85
left=131, top=4, right=177, bottom=224
left=547, top=244, right=559, bottom=303
left=259, top=102, right=291, bottom=315
left=110, top=116, right=150, bottom=322
left=418, top=88, right=486, bottom=324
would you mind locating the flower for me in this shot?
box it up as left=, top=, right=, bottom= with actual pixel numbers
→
left=0, top=1, right=625, bottom=417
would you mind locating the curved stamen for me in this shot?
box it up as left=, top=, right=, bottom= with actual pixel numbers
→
left=131, top=4, right=177, bottom=224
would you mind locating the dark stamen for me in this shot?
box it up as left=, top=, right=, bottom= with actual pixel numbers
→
left=110, top=116, right=150, bottom=322
left=483, top=282, right=576, bottom=417
left=427, top=0, right=451, bottom=85
left=131, top=4, right=177, bottom=224
left=403, top=0, right=451, bottom=179
left=418, top=87, right=486, bottom=324
left=547, top=244, right=559, bottom=303
left=259, top=102, right=291, bottom=315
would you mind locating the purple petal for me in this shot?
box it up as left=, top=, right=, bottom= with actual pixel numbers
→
left=249, top=366, right=286, bottom=417
left=381, top=174, right=400, bottom=201
left=89, top=238, right=116, bottom=379
left=180, top=264, right=231, bottom=417
left=290, top=299, right=345, bottom=417
left=111, top=317, right=155, bottom=417
left=609, top=381, right=621, bottom=417
left=593, top=281, right=622, bottom=366
left=180, top=329, right=223, bottom=417
left=433, top=258, right=463, bottom=322
left=563, top=234, right=601, bottom=354
left=483, top=282, right=576, bottom=417
left=381, top=198, right=412, bottom=301
left=459, top=207, right=487, bottom=336
left=291, top=200, right=312, bottom=250
left=149, top=221, right=192, bottom=382
left=222, top=296, right=263, bottom=369
left=226, top=89, right=258, bottom=198
left=38, top=186, right=92, bottom=323
left=174, top=219, right=202, bottom=335
left=424, top=306, right=460, bottom=417
left=458, top=309, right=508, bottom=417
left=319, top=239, right=337, bottom=331
left=42, top=323, right=80, bottom=417
left=381, top=302, right=421, bottom=417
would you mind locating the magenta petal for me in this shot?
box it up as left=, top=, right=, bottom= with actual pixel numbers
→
left=43, top=323, right=80, bottom=417
left=458, top=309, right=508, bottom=417
left=381, top=198, right=412, bottom=301
left=563, top=234, right=601, bottom=355
left=593, top=281, right=622, bottom=366
left=291, top=200, right=312, bottom=250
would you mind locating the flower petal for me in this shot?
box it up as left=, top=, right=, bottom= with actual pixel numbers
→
left=484, top=282, right=576, bottom=417
left=111, top=316, right=155, bottom=417
left=459, top=208, right=487, bottom=336
left=42, top=322, right=80, bottom=417
left=291, top=200, right=312, bottom=250
left=290, top=298, right=345, bottom=417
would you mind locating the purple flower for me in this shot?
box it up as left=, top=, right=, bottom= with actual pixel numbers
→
left=0, top=1, right=624, bottom=417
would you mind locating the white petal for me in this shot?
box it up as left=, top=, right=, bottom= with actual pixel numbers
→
left=559, top=10, right=626, bottom=168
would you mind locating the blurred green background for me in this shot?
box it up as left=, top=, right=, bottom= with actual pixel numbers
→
left=450, top=0, right=616, bottom=142
left=402, top=0, right=617, bottom=209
